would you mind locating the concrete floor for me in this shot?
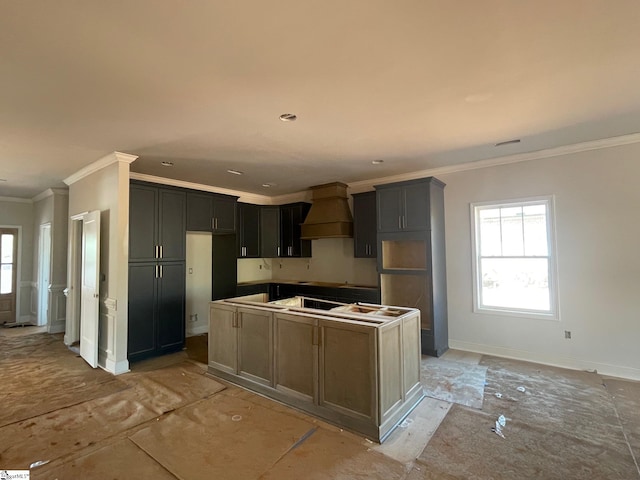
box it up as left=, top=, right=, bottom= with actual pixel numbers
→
left=2, top=332, right=639, bottom=479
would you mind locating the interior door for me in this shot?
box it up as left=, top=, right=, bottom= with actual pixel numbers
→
left=0, top=228, right=18, bottom=325
left=80, top=211, right=100, bottom=368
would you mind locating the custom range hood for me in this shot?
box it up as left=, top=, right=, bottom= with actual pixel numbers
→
left=300, top=182, right=353, bottom=239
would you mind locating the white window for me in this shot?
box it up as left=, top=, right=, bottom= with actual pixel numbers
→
left=471, top=196, right=558, bottom=319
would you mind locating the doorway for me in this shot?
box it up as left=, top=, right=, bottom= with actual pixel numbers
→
left=66, top=211, right=101, bottom=368
left=37, top=223, right=51, bottom=327
left=184, top=232, right=211, bottom=364
left=0, top=228, right=18, bottom=325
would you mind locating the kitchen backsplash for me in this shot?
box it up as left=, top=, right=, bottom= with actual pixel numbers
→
left=237, top=238, right=378, bottom=286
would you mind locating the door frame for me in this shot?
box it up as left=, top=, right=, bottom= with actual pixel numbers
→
left=65, top=211, right=101, bottom=368
left=0, top=225, right=21, bottom=325
left=65, top=213, right=86, bottom=346
left=37, top=223, right=52, bottom=327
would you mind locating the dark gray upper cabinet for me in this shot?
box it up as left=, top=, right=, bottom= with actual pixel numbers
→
left=260, top=206, right=280, bottom=258
left=130, top=183, right=185, bottom=262
left=237, top=203, right=261, bottom=258
left=186, top=191, right=237, bottom=233
left=352, top=191, right=377, bottom=258
left=376, top=178, right=444, bottom=233
left=280, top=202, right=312, bottom=258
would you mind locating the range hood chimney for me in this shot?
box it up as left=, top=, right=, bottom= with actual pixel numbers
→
left=300, top=182, right=353, bottom=239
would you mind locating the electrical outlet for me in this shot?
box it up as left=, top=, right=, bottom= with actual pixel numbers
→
left=564, top=330, right=571, bottom=339
left=188, top=267, right=193, bottom=274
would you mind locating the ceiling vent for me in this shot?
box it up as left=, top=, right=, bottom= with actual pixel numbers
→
left=300, top=182, right=353, bottom=240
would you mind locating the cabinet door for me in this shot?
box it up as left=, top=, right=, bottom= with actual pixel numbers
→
left=158, top=189, right=186, bottom=261
left=237, top=307, right=273, bottom=386
left=353, top=192, right=377, bottom=257
left=212, top=197, right=237, bottom=233
left=280, top=206, right=294, bottom=256
left=237, top=203, right=260, bottom=257
left=274, top=313, right=317, bottom=402
left=208, top=303, right=238, bottom=374
left=260, top=206, right=280, bottom=258
left=403, top=183, right=430, bottom=231
left=129, top=184, right=158, bottom=262
left=186, top=192, right=213, bottom=231
left=290, top=204, right=312, bottom=257
left=127, top=263, right=157, bottom=360
left=318, top=320, right=377, bottom=424
left=157, top=262, right=185, bottom=354
left=211, top=234, right=237, bottom=300
left=376, top=187, right=402, bottom=233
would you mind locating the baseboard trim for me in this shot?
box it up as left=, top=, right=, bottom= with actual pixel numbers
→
left=449, top=340, right=640, bottom=381
left=186, top=324, right=209, bottom=337
left=48, top=321, right=65, bottom=334
left=101, top=357, right=130, bottom=376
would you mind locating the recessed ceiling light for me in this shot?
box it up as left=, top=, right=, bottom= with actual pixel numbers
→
left=227, top=169, right=243, bottom=175
left=262, top=183, right=272, bottom=188
left=495, top=139, right=521, bottom=147
left=161, top=161, right=174, bottom=167
left=279, top=113, right=297, bottom=122
left=371, top=160, right=384, bottom=165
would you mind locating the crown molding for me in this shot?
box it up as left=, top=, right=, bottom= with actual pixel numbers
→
left=0, top=196, right=32, bottom=204
left=64, top=151, right=138, bottom=186
left=347, top=132, right=640, bottom=193
left=32, top=187, right=69, bottom=203
left=128, top=172, right=275, bottom=205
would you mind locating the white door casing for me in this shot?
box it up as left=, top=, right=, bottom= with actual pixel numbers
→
left=80, top=210, right=100, bottom=368
left=37, top=223, right=51, bottom=327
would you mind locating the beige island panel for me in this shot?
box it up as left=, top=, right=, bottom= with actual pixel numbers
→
left=208, top=294, right=423, bottom=442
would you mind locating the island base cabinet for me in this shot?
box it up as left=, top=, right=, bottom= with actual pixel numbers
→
left=209, top=303, right=274, bottom=386
left=208, top=297, right=424, bottom=443
left=208, top=302, right=237, bottom=375
left=318, top=321, right=377, bottom=426
left=274, top=313, right=318, bottom=403
left=237, top=307, right=273, bottom=386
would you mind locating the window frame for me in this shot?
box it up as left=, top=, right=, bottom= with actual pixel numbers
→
left=470, top=195, right=559, bottom=321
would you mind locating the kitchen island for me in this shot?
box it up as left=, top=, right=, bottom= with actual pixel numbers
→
left=208, top=294, right=423, bottom=442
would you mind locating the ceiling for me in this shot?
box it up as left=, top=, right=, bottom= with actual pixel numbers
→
left=1, top=1, right=640, bottom=199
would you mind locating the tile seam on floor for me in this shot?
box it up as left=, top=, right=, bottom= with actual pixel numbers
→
left=129, top=437, right=181, bottom=480
left=603, top=378, right=640, bottom=478
left=258, top=425, right=319, bottom=477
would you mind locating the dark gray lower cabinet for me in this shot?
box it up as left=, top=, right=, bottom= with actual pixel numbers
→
left=128, top=262, right=185, bottom=362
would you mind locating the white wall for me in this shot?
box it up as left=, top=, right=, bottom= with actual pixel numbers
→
left=440, top=142, right=640, bottom=380
left=271, top=238, right=378, bottom=286
left=0, top=198, right=34, bottom=322
left=32, top=190, right=69, bottom=333
left=186, top=232, right=212, bottom=336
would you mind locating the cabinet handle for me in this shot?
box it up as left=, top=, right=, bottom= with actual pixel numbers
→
left=160, top=265, right=163, bottom=278
left=211, top=218, right=214, bottom=230
left=155, top=264, right=159, bottom=278
left=403, top=215, right=406, bottom=229
left=398, top=216, right=402, bottom=230
left=160, top=245, right=163, bottom=259
left=215, top=218, right=218, bottom=230
left=154, top=245, right=159, bottom=258
left=277, top=246, right=280, bottom=256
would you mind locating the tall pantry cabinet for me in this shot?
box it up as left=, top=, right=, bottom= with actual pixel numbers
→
left=375, top=177, right=448, bottom=357
left=128, top=181, right=186, bottom=362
